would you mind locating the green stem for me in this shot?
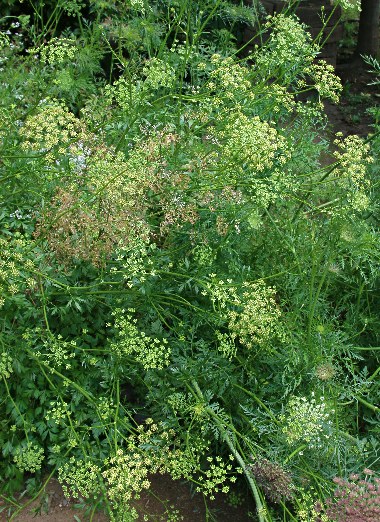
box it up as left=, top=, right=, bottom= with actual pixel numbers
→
left=283, top=445, right=307, bottom=464
left=114, top=377, right=120, bottom=453
left=9, top=468, right=57, bottom=521
left=233, top=383, right=280, bottom=426
left=355, top=395, right=379, bottom=412
left=2, top=376, right=29, bottom=441
left=191, top=381, right=269, bottom=522
left=307, top=251, right=333, bottom=347
left=351, top=346, right=380, bottom=351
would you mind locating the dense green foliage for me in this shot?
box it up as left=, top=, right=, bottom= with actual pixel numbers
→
left=0, top=1, right=379, bottom=520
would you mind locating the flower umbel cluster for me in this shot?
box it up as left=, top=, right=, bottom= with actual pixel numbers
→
left=35, top=142, right=150, bottom=265
left=45, top=401, right=71, bottom=425
left=128, top=0, right=146, bottom=14
left=256, top=14, right=318, bottom=81
left=34, top=38, right=78, bottom=66
left=249, top=458, right=293, bottom=503
left=303, top=60, right=343, bottom=103
left=315, top=361, right=336, bottom=382
left=14, top=443, right=44, bottom=473
left=195, top=455, right=235, bottom=499
left=105, top=77, right=140, bottom=112
left=338, top=0, right=361, bottom=11
left=143, top=57, right=175, bottom=89
left=102, top=420, right=181, bottom=506
left=58, top=457, right=102, bottom=499
left=0, top=237, right=36, bottom=307
left=281, top=395, right=333, bottom=448
left=112, top=239, right=157, bottom=288
left=227, top=281, right=282, bottom=349
left=103, top=449, right=151, bottom=504
left=205, top=54, right=253, bottom=103
left=219, top=112, right=289, bottom=172
left=215, top=112, right=291, bottom=206
left=204, top=278, right=281, bottom=349
left=0, top=352, right=13, bottom=379
left=39, top=335, right=76, bottom=370
left=315, top=470, right=380, bottom=522
left=333, top=133, right=372, bottom=212
left=110, top=309, right=170, bottom=370
left=20, top=101, right=83, bottom=162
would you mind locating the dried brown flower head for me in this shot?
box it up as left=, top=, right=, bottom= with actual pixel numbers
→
left=249, top=457, right=293, bottom=503
left=315, top=362, right=336, bottom=381
left=315, top=470, right=380, bottom=522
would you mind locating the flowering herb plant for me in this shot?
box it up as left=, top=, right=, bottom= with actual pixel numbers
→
left=0, top=0, right=379, bottom=520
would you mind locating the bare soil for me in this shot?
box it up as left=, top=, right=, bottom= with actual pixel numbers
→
left=324, top=58, right=378, bottom=138
left=0, top=475, right=255, bottom=521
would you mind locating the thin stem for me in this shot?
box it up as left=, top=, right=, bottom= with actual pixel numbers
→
left=191, top=381, right=269, bottom=522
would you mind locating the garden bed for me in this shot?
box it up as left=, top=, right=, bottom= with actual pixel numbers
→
left=0, top=1, right=379, bottom=521
left=1, top=475, right=254, bottom=521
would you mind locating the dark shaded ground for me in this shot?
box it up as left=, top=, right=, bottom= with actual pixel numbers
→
left=324, top=58, right=378, bottom=137
left=0, top=475, right=255, bottom=521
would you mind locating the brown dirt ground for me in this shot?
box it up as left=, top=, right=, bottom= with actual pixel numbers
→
left=0, top=475, right=255, bottom=521
left=324, top=58, right=378, bottom=138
